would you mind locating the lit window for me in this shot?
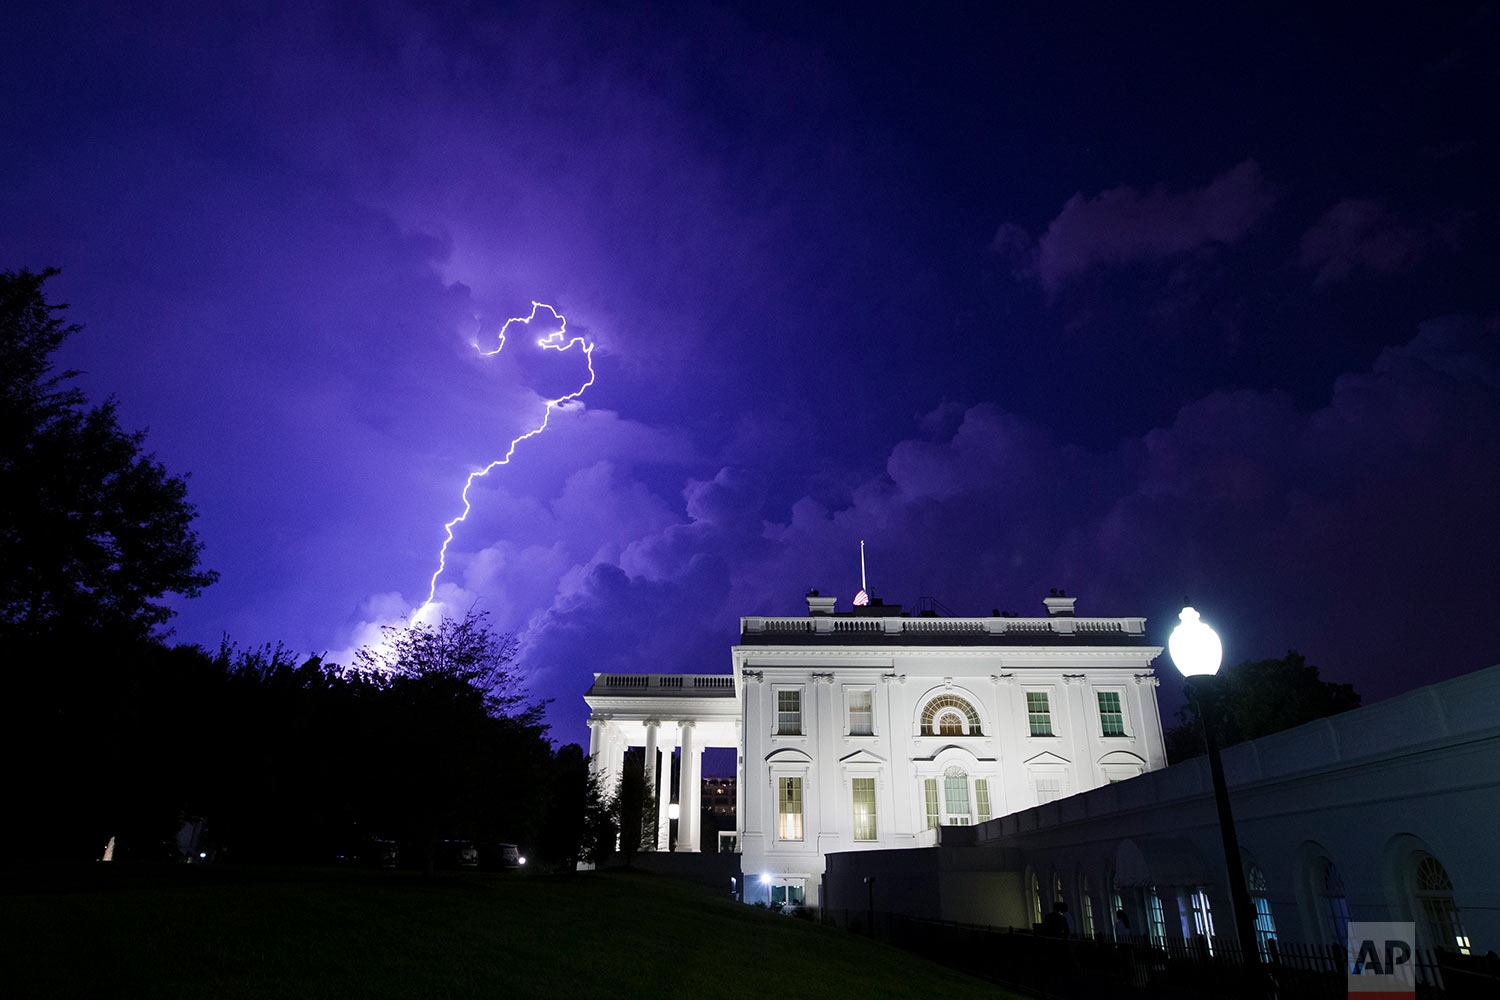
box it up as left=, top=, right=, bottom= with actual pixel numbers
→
left=777, top=690, right=802, bottom=735
left=1027, top=692, right=1053, bottom=736
left=770, top=882, right=805, bottom=906
left=937, top=710, right=964, bottom=736
left=1246, top=863, right=1277, bottom=958
left=920, top=694, right=982, bottom=736
left=1080, top=874, right=1096, bottom=938
left=852, top=777, right=876, bottom=840
left=1414, top=854, right=1470, bottom=955
left=777, top=777, right=803, bottom=841
left=848, top=689, right=874, bottom=736
left=1147, top=887, right=1167, bottom=947
left=1029, top=871, right=1043, bottom=926
left=1188, top=889, right=1216, bottom=954
left=1316, top=857, right=1350, bottom=947
left=1097, top=691, right=1125, bottom=736
left=923, top=778, right=940, bottom=829
left=975, top=779, right=992, bottom=823
left=943, top=767, right=971, bottom=825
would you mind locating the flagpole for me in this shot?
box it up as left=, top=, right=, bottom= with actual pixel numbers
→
left=860, top=539, right=867, bottom=592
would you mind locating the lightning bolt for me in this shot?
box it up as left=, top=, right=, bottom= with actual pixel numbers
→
left=423, top=301, right=595, bottom=607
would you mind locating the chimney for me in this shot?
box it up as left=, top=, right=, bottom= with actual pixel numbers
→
left=1043, top=589, right=1076, bottom=617
left=806, top=589, right=837, bottom=616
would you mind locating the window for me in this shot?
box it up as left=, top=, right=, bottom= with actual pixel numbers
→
left=777, top=777, right=803, bottom=840
left=1105, top=867, right=1125, bottom=940
left=848, top=689, right=874, bottom=736
left=770, top=882, right=805, bottom=906
left=776, top=690, right=802, bottom=735
left=1414, top=854, right=1470, bottom=955
left=1080, top=874, right=1096, bottom=938
left=943, top=767, right=971, bottom=825
left=1027, top=692, right=1053, bottom=736
left=1146, top=887, right=1167, bottom=947
left=1316, top=857, right=1350, bottom=947
left=1029, top=870, right=1043, bottom=926
left=1097, top=691, right=1125, bottom=736
left=975, top=779, right=992, bottom=823
left=1247, top=863, right=1277, bottom=958
left=1188, top=889, right=1216, bottom=954
left=1035, top=777, right=1062, bottom=805
left=920, top=694, right=982, bottom=736
left=923, top=779, right=940, bottom=829
left=937, top=710, right=964, bottom=736
left=851, top=777, right=877, bottom=840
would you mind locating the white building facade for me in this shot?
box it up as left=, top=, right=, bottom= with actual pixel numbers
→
left=735, top=591, right=1168, bottom=906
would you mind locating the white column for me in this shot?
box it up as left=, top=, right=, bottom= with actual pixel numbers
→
left=1064, top=675, right=1099, bottom=790
left=643, top=720, right=660, bottom=850
left=991, top=674, right=1022, bottom=817
left=587, top=719, right=603, bottom=776
left=604, top=727, right=624, bottom=798
left=656, top=745, right=670, bottom=849
left=677, top=721, right=698, bottom=852
left=688, top=730, right=704, bottom=852
left=1134, top=674, right=1166, bottom=769
left=733, top=719, right=743, bottom=851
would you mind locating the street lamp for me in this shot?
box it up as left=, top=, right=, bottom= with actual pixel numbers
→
left=1168, top=606, right=1259, bottom=967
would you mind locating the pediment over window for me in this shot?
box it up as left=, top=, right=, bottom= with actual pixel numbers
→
left=765, top=747, right=814, bottom=764
left=1098, top=750, right=1146, bottom=767
left=914, top=744, right=996, bottom=764
left=1023, top=750, right=1071, bottom=766
left=839, top=749, right=887, bottom=766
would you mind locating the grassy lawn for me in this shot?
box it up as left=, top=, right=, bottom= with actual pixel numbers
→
left=1, top=865, right=1023, bottom=999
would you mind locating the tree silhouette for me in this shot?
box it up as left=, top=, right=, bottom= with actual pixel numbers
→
left=354, top=609, right=546, bottom=875
left=1, top=268, right=216, bottom=639
left=1166, top=650, right=1361, bottom=763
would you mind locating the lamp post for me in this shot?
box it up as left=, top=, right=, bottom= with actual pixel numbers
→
left=1168, top=606, right=1259, bottom=967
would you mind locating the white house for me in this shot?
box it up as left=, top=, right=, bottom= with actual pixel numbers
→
left=734, top=589, right=1168, bottom=906
left=582, top=588, right=1168, bottom=906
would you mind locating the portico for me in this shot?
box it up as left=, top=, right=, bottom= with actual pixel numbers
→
left=583, top=673, right=741, bottom=852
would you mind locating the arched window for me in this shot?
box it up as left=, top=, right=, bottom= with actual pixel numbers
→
left=1104, top=864, right=1127, bottom=940
left=1413, top=854, right=1470, bottom=955
left=920, top=695, right=982, bottom=736
left=942, top=766, right=972, bottom=825
left=1079, top=871, right=1097, bottom=939
left=1315, top=857, right=1350, bottom=948
left=936, top=709, right=965, bottom=736
left=1145, top=886, right=1167, bottom=947
left=1246, top=862, right=1278, bottom=958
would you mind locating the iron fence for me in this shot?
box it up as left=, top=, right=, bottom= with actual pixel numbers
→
left=827, top=910, right=1499, bottom=999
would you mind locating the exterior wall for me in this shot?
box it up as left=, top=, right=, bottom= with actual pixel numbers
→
left=736, top=632, right=1167, bottom=905
left=822, top=663, right=1500, bottom=953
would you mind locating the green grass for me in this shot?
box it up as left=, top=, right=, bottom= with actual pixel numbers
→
left=1, top=866, right=1022, bottom=999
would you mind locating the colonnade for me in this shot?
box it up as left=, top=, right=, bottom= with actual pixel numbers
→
left=588, top=717, right=706, bottom=852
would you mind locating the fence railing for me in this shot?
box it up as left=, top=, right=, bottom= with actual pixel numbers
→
left=824, top=911, right=1496, bottom=999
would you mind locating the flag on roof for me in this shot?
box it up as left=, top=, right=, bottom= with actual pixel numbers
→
left=853, top=589, right=869, bottom=606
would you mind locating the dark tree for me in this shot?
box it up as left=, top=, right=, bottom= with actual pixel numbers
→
left=578, top=767, right=619, bottom=866
left=0, top=268, right=216, bottom=639
left=354, top=610, right=546, bottom=875
left=1166, top=650, right=1361, bottom=763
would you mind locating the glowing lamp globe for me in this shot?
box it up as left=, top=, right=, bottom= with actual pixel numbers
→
left=668, top=803, right=680, bottom=820
left=1168, top=606, right=1222, bottom=678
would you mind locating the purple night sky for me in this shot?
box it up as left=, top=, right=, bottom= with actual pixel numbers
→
left=4, top=2, right=1497, bottom=750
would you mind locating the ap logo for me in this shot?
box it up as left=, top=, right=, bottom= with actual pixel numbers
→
left=1347, top=922, right=1417, bottom=997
